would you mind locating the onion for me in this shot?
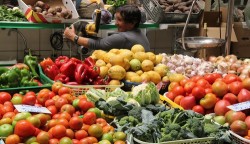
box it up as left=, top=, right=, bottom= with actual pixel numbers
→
left=239, top=74, right=248, bottom=80
left=209, top=56, right=217, bottom=62
left=241, top=68, right=249, bottom=75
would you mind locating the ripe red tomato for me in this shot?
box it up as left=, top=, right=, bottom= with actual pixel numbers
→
left=51, top=124, right=67, bottom=139
left=60, top=104, right=76, bottom=116
left=47, top=105, right=58, bottom=116
left=69, top=116, right=83, bottom=130
left=199, top=93, right=217, bottom=109
left=237, top=88, right=250, bottom=103
left=22, top=93, right=36, bottom=106
left=214, top=100, right=231, bottom=116
left=168, top=82, right=180, bottom=92
left=52, top=81, right=63, bottom=94
left=55, top=97, right=69, bottom=110
left=165, top=92, right=175, bottom=101
left=192, top=105, right=205, bottom=115
left=223, top=74, right=241, bottom=84
left=196, top=78, right=210, bottom=88
left=75, top=129, right=88, bottom=140
left=192, top=86, right=206, bottom=100
left=0, top=92, right=11, bottom=104
left=230, top=120, right=248, bottom=136
left=179, top=78, right=189, bottom=86
left=190, top=75, right=203, bottom=83
left=14, top=120, right=36, bottom=137
left=225, top=110, right=246, bottom=124
left=184, top=81, right=196, bottom=94
left=37, top=89, right=51, bottom=106
left=228, top=81, right=243, bottom=95
left=223, top=93, right=238, bottom=104
left=171, top=86, right=185, bottom=97
left=82, top=112, right=96, bottom=125
left=5, top=134, right=20, bottom=144
left=174, top=95, right=184, bottom=105
left=203, top=73, right=216, bottom=84
left=78, top=99, right=94, bottom=112
left=242, top=77, right=250, bottom=91
left=179, top=95, right=196, bottom=110
left=58, top=87, right=72, bottom=96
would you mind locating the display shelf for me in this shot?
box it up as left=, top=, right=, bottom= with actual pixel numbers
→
left=0, top=21, right=159, bottom=29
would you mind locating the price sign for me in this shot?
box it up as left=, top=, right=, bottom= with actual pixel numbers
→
left=227, top=101, right=250, bottom=111
left=0, top=139, right=4, bottom=144
left=14, top=105, right=51, bottom=114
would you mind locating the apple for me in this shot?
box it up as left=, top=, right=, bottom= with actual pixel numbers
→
left=0, top=124, right=13, bottom=137
left=11, top=95, right=23, bottom=105
left=213, top=115, right=226, bottom=125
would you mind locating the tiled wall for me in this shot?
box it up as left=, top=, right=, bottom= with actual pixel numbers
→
left=0, top=27, right=192, bottom=62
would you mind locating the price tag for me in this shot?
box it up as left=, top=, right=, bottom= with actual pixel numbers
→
left=14, top=105, right=51, bottom=114
left=0, top=139, right=5, bottom=144
left=227, top=101, right=250, bottom=111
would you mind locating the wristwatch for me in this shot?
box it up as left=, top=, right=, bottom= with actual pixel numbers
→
left=74, top=35, right=79, bottom=44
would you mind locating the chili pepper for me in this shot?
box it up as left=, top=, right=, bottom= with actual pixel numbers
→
left=0, top=67, right=21, bottom=88
left=24, top=49, right=39, bottom=78
left=40, top=57, right=54, bottom=70
left=54, top=73, right=70, bottom=84
left=87, top=65, right=100, bottom=79
left=70, top=57, right=83, bottom=64
left=55, top=56, right=70, bottom=68
left=74, top=63, right=88, bottom=84
left=44, top=64, right=60, bottom=80
left=84, top=57, right=96, bottom=67
left=60, top=60, right=77, bottom=80
left=20, top=77, right=38, bottom=87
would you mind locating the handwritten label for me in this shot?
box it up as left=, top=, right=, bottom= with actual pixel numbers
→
left=0, top=139, right=4, bottom=144
left=14, top=105, right=51, bottom=114
left=227, top=101, right=250, bottom=111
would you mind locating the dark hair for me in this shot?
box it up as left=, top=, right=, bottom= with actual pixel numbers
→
left=116, top=5, right=141, bottom=28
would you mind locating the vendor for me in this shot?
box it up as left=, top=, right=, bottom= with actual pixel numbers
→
left=64, top=5, right=150, bottom=51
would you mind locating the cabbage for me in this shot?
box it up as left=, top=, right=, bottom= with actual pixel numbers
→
left=131, top=82, right=160, bottom=106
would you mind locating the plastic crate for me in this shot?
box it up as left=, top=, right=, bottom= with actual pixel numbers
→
left=134, top=137, right=215, bottom=144
left=38, top=64, right=124, bottom=96
left=139, top=0, right=202, bottom=23
left=230, top=130, right=250, bottom=144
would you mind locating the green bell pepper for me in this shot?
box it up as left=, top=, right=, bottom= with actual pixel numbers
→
left=20, top=77, right=38, bottom=87
left=20, top=68, right=31, bottom=79
left=0, top=67, right=9, bottom=75
left=0, top=67, right=21, bottom=88
left=24, top=49, right=39, bottom=78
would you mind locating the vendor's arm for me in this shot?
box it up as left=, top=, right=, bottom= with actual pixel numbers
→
left=64, top=26, right=89, bottom=47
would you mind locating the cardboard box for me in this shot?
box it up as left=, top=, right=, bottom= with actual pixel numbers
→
left=18, top=0, right=79, bottom=23
left=231, top=22, right=250, bottom=58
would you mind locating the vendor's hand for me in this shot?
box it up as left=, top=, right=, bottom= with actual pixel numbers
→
left=64, top=25, right=76, bottom=41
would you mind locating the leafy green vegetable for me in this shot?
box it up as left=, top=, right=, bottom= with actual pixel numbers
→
left=0, top=6, right=26, bottom=22
left=106, top=0, right=127, bottom=8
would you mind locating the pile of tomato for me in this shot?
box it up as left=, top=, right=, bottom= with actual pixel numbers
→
left=165, top=73, right=250, bottom=140
left=0, top=82, right=126, bottom=144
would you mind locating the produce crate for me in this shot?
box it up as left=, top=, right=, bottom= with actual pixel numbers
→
left=38, top=64, right=124, bottom=96
left=139, top=0, right=203, bottom=23
left=160, top=94, right=183, bottom=110
left=230, top=130, right=250, bottom=144
left=134, top=136, right=215, bottom=144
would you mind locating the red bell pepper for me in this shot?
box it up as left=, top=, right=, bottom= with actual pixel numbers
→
left=60, top=60, right=77, bottom=80
left=40, top=57, right=54, bottom=71
left=93, top=75, right=111, bottom=85
left=84, top=57, right=96, bottom=67
left=44, top=64, right=60, bottom=80
left=70, top=57, right=83, bottom=64
left=54, top=73, right=70, bottom=84
left=55, top=56, right=70, bottom=68
left=87, top=65, right=100, bottom=79
left=74, top=63, right=88, bottom=84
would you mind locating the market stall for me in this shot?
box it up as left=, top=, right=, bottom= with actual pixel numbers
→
left=0, top=0, right=250, bottom=144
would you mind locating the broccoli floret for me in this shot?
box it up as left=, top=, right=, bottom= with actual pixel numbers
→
left=128, top=106, right=144, bottom=121
left=168, top=123, right=181, bottom=131
left=204, top=123, right=220, bottom=134
left=182, top=118, right=204, bottom=138
left=160, top=133, right=174, bottom=142
left=118, top=116, right=139, bottom=126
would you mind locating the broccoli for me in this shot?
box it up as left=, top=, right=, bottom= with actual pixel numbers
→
left=182, top=117, right=204, bottom=138
left=118, top=116, right=139, bottom=127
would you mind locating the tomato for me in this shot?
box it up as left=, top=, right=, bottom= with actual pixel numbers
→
left=69, top=116, right=83, bottom=130
left=223, top=73, right=241, bottom=84
left=14, top=120, right=36, bottom=137
left=171, top=86, right=185, bottom=97
left=78, top=99, right=94, bottom=112
left=179, top=78, right=189, bottom=86
left=0, top=92, right=11, bottom=104
left=245, top=116, right=250, bottom=130
left=79, top=137, right=98, bottom=144
left=190, top=75, right=203, bottom=82
left=179, top=95, right=196, bottom=110
left=60, top=104, right=75, bottom=116
left=205, top=88, right=212, bottom=94
left=58, top=87, right=72, bottom=96
left=212, top=81, right=228, bottom=98
left=212, top=73, right=222, bottom=80
left=165, top=92, right=175, bottom=101
left=225, top=110, right=246, bottom=124
left=5, top=134, right=20, bottom=144
left=51, top=124, right=67, bottom=139
left=184, top=81, right=196, bottom=94
left=196, top=78, right=210, bottom=88
left=72, top=139, right=80, bottom=144
left=203, top=73, right=216, bottom=84
left=82, top=112, right=96, bottom=125
left=36, top=131, right=51, bottom=144
left=59, top=137, right=73, bottom=144
left=75, top=129, right=88, bottom=140
left=88, top=124, right=103, bottom=138
left=102, top=125, right=115, bottom=133
left=223, top=93, right=238, bottom=104
left=55, top=97, right=69, bottom=110
left=114, top=140, right=126, bottom=144
left=34, top=113, right=51, bottom=127
left=228, top=81, right=243, bottom=95
left=22, top=93, right=36, bottom=106
left=168, top=82, right=179, bottom=92
left=66, top=129, right=75, bottom=139
left=58, top=112, right=71, bottom=121
left=52, top=81, right=63, bottom=94
left=199, top=93, right=217, bottom=109
left=237, top=88, right=250, bottom=103
left=242, top=77, right=250, bottom=91
left=3, top=112, right=15, bottom=119
left=61, top=93, right=76, bottom=104
left=49, top=138, right=59, bottom=144
left=173, top=95, right=184, bottom=105
left=192, top=105, right=205, bottom=115
left=192, top=86, right=206, bottom=100
left=37, top=89, right=51, bottom=106
left=230, top=120, right=248, bottom=136
left=214, top=100, right=231, bottom=116
left=47, top=119, right=59, bottom=129
left=96, top=118, right=108, bottom=127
